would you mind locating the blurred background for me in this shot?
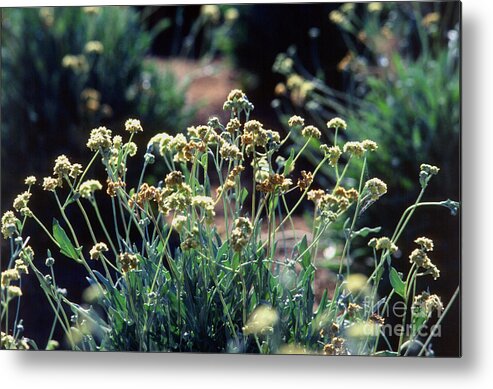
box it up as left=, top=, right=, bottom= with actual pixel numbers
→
left=1, top=3, right=460, bottom=355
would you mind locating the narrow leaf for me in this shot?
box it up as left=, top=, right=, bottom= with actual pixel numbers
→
left=52, top=219, right=80, bottom=260
left=389, top=267, right=406, bottom=298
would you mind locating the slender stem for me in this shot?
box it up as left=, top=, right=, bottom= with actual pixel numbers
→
left=417, top=287, right=460, bottom=356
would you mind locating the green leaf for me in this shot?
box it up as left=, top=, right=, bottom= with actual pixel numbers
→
left=240, top=188, right=249, bottom=204
left=296, top=235, right=312, bottom=269
left=374, top=350, right=399, bottom=357
left=52, top=219, right=80, bottom=260
left=283, top=148, right=295, bottom=175
left=389, top=267, right=406, bottom=298
left=351, top=226, right=381, bottom=238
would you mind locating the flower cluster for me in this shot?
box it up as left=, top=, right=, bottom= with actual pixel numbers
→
left=320, top=144, right=342, bottom=167
left=323, top=336, right=346, bottom=356
left=368, top=236, right=399, bottom=254
left=191, top=195, right=216, bottom=224
left=241, top=120, right=280, bottom=153
left=223, top=89, right=253, bottom=113
left=79, top=179, right=103, bottom=199
left=217, top=165, right=244, bottom=195
left=89, top=242, right=109, bottom=260
left=87, top=126, right=112, bottom=151
left=308, top=186, right=359, bottom=221
left=297, top=170, right=313, bottom=191
left=1, top=211, right=19, bottom=239
left=158, top=171, right=192, bottom=215
left=288, top=115, right=305, bottom=129
left=412, top=292, right=443, bottom=316
left=118, top=252, right=139, bottom=273
left=409, top=237, right=440, bottom=279
left=364, top=178, right=388, bottom=201
left=1, top=332, right=30, bottom=350
left=327, top=117, right=347, bottom=130
left=301, top=125, right=321, bottom=139
left=231, top=217, right=253, bottom=252
left=130, top=183, right=159, bottom=208
left=256, top=174, right=291, bottom=194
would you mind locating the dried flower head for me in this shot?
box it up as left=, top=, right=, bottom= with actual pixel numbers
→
left=322, top=145, right=342, bottom=167
left=347, top=302, right=362, bottom=314
left=106, top=178, right=125, bottom=197
left=297, top=171, right=313, bottom=191
left=14, top=259, right=29, bottom=275
left=307, top=189, right=326, bottom=205
left=89, top=242, right=109, bottom=260
left=368, top=313, right=385, bottom=326
left=409, top=248, right=430, bottom=268
left=118, top=252, right=139, bottom=273
left=165, top=171, right=185, bottom=188
left=220, top=143, right=242, bottom=161
left=192, top=195, right=216, bottom=224
left=19, top=246, right=34, bottom=264
left=227, top=89, right=246, bottom=103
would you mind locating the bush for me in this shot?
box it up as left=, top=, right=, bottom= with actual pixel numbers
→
left=1, top=91, right=459, bottom=354
left=272, top=2, right=459, bottom=193
left=1, top=6, right=195, bottom=179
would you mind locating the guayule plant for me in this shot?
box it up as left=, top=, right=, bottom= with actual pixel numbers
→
left=1, top=90, right=459, bottom=354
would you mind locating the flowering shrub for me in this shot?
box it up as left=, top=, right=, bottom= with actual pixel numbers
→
left=1, top=90, right=458, bottom=354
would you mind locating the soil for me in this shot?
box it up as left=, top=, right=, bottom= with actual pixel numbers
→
left=152, top=57, right=240, bottom=124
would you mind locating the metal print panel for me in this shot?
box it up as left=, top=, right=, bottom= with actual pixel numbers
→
left=0, top=2, right=461, bottom=356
